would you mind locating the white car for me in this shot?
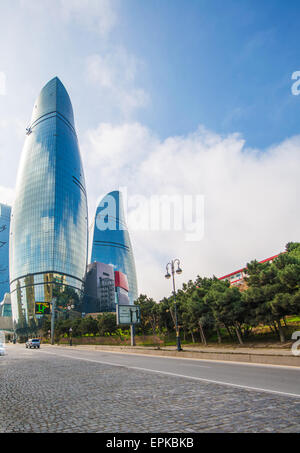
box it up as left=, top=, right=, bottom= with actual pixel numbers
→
left=0, top=343, right=6, bottom=356
left=26, top=339, right=40, bottom=349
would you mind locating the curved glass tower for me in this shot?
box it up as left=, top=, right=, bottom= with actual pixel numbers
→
left=0, top=204, right=11, bottom=303
left=89, top=191, right=138, bottom=304
left=10, top=77, right=88, bottom=325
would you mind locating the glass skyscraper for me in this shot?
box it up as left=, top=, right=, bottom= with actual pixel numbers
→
left=10, top=77, right=88, bottom=325
left=89, top=191, right=138, bottom=304
left=84, top=262, right=116, bottom=313
left=0, top=204, right=11, bottom=303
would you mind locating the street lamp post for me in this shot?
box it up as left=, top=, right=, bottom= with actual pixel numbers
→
left=165, top=259, right=183, bottom=352
left=69, top=327, right=73, bottom=347
left=66, top=303, right=75, bottom=319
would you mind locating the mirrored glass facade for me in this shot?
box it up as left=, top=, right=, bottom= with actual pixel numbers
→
left=89, top=191, right=138, bottom=304
left=10, top=77, right=88, bottom=325
left=83, top=262, right=116, bottom=313
left=0, top=204, right=11, bottom=302
left=0, top=293, right=12, bottom=317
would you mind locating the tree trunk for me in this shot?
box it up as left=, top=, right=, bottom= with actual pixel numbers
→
left=191, top=331, right=195, bottom=343
left=198, top=321, right=207, bottom=345
left=272, top=321, right=279, bottom=335
left=152, top=323, right=156, bottom=337
left=199, top=327, right=204, bottom=344
left=238, top=324, right=243, bottom=340
left=225, top=324, right=234, bottom=341
left=277, top=319, right=285, bottom=343
left=235, top=323, right=243, bottom=345
left=216, top=324, right=222, bottom=344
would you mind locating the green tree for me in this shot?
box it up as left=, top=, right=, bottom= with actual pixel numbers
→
left=243, top=243, right=300, bottom=342
left=97, top=313, right=117, bottom=336
left=135, top=294, right=159, bottom=335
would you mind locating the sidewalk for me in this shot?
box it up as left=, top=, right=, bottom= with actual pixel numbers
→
left=44, top=343, right=300, bottom=367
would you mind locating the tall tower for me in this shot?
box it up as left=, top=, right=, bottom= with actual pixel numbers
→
left=0, top=204, right=11, bottom=302
left=10, top=77, right=88, bottom=325
left=89, top=191, right=138, bottom=304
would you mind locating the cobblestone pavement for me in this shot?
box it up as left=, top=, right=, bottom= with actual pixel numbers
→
left=0, top=346, right=299, bottom=433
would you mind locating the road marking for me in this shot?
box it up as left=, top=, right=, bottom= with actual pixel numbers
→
left=8, top=344, right=300, bottom=369
left=42, top=345, right=300, bottom=370
left=40, top=349, right=209, bottom=369
left=40, top=349, right=300, bottom=399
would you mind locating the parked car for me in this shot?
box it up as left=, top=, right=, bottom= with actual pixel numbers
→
left=26, top=339, right=41, bottom=349
left=0, top=343, right=6, bottom=356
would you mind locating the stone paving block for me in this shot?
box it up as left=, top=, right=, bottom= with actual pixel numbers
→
left=0, top=348, right=299, bottom=433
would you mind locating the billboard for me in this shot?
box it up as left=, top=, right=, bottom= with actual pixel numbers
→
left=117, top=304, right=140, bottom=325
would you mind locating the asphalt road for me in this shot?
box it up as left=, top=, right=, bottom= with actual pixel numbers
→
left=39, top=345, right=300, bottom=398
left=0, top=344, right=300, bottom=433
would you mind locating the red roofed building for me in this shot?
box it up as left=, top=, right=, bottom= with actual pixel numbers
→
left=219, top=253, right=283, bottom=291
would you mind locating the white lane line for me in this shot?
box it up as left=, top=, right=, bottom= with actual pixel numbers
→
left=44, top=346, right=300, bottom=370
left=40, top=350, right=209, bottom=368
left=40, top=350, right=300, bottom=399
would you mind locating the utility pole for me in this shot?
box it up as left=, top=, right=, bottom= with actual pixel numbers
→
left=130, top=307, right=136, bottom=346
left=51, top=297, right=56, bottom=346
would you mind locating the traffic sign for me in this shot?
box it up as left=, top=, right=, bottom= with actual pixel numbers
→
left=35, top=302, right=51, bottom=315
left=117, top=305, right=141, bottom=325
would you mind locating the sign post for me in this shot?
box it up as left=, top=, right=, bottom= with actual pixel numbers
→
left=130, top=324, right=136, bottom=347
left=116, top=305, right=140, bottom=347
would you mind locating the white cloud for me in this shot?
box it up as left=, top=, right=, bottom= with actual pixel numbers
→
left=60, top=0, right=117, bottom=35
left=82, top=122, right=300, bottom=300
left=0, top=186, right=15, bottom=207
left=0, top=72, right=6, bottom=96
left=18, top=0, right=117, bottom=36
left=86, top=49, right=149, bottom=117
left=85, top=122, right=154, bottom=175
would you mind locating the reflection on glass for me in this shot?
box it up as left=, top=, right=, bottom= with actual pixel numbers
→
left=10, top=78, right=88, bottom=326
left=89, top=191, right=138, bottom=304
left=0, top=204, right=11, bottom=303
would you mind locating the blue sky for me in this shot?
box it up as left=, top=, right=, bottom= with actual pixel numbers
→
left=0, top=0, right=300, bottom=299
left=122, top=0, right=300, bottom=148
left=2, top=1, right=300, bottom=147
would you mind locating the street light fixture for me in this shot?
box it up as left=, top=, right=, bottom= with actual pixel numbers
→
left=165, top=258, right=182, bottom=352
